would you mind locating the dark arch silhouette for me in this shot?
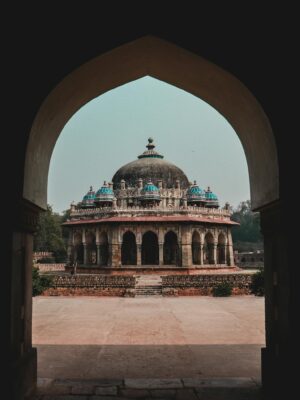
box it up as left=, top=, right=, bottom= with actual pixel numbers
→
left=142, top=231, right=159, bottom=265
left=98, top=232, right=109, bottom=265
left=217, top=234, right=226, bottom=264
left=121, top=231, right=137, bottom=265
left=164, top=231, right=179, bottom=265
left=192, top=231, right=201, bottom=265
left=204, top=232, right=215, bottom=264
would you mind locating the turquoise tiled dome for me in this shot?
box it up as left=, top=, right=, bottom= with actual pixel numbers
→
left=187, top=181, right=205, bottom=203
left=205, top=186, right=219, bottom=208
left=140, top=180, right=161, bottom=201
left=81, top=186, right=96, bottom=208
left=94, top=181, right=114, bottom=203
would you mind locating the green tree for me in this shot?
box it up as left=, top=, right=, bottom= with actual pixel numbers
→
left=231, top=201, right=263, bottom=251
left=34, top=205, right=67, bottom=262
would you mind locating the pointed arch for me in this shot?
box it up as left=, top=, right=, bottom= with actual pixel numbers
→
left=121, top=231, right=137, bottom=265
left=163, top=231, right=179, bottom=265
left=204, top=232, right=215, bottom=265
left=142, top=231, right=159, bottom=265
left=192, top=230, right=201, bottom=265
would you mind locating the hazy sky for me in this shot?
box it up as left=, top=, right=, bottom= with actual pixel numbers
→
left=48, top=76, right=250, bottom=214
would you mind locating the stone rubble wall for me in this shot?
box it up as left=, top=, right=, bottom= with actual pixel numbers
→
left=42, top=274, right=135, bottom=297
left=41, top=273, right=253, bottom=296
left=36, top=263, right=66, bottom=272
left=162, top=273, right=252, bottom=296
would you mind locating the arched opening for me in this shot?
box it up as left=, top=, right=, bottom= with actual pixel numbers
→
left=85, top=231, right=97, bottom=264
left=142, top=231, right=159, bottom=265
left=192, top=230, right=201, bottom=265
left=98, top=232, right=109, bottom=266
left=121, top=231, right=137, bottom=265
left=163, top=231, right=179, bottom=265
left=204, top=232, right=215, bottom=264
left=217, top=233, right=226, bottom=264
left=16, top=36, right=284, bottom=398
left=74, top=232, right=84, bottom=264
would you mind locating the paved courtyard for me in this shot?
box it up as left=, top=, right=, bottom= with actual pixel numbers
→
left=33, top=296, right=265, bottom=381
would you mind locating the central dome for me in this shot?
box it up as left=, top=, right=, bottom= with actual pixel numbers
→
left=112, top=138, right=189, bottom=189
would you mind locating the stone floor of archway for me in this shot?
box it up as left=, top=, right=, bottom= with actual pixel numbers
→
left=32, top=296, right=264, bottom=399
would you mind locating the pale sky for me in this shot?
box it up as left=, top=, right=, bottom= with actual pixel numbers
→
left=48, top=76, right=250, bottom=214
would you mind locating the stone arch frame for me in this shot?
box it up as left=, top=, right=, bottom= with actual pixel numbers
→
left=121, top=230, right=137, bottom=265
left=17, top=36, right=285, bottom=396
left=24, top=36, right=278, bottom=211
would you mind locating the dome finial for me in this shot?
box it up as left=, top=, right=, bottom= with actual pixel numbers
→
left=146, top=137, right=155, bottom=151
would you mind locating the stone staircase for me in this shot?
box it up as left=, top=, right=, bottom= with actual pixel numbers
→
left=135, top=274, right=162, bottom=296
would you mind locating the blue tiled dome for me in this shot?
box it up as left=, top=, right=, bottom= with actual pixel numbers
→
left=81, top=186, right=96, bottom=208
left=205, top=186, right=219, bottom=208
left=94, top=181, right=114, bottom=203
left=186, top=181, right=205, bottom=203
left=140, top=180, right=161, bottom=201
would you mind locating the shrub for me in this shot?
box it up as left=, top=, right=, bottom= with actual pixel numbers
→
left=212, top=281, right=232, bottom=297
left=37, top=257, right=55, bottom=264
left=32, top=266, right=53, bottom=296
left=250, top=269, right=265, bottom=296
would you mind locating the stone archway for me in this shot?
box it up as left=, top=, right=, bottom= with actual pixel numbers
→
left=16, top=36, right=284, bottom=398
left=142, top=231, right=159, bottom=265
left=192, top=230, right=201, bottom=265
left=85, top=231, right=97, bottom=264
left=121, top=231, right=137, bottom=265
left=74, top=232, right=84, bottom=264
left=24, top=36, right=278, bottom=212
left=163, top=231, right=179, bottom=265
left=217, top=233, right=226, bottom=265
left=204, top=232, right=215, bottom=265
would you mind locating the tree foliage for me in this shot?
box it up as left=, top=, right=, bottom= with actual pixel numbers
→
left=231, top=201, right=262, bottom=249
left=33, top=205, right=67, bottom=262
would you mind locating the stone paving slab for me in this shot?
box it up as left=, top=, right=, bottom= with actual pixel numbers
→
left=124, top=378, right=183, bottom=389
left=30, top=378, right=261, bottom=399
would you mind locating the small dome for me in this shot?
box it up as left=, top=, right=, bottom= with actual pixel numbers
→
left=81, top=186, right=96, bottom=208
left=94, top=181, right=114, bottom=204
left=187, top=180, right=205, bottom=203
left=205, top=186, right=219, bottom=208
left=140, top=180, right=161, bottom=201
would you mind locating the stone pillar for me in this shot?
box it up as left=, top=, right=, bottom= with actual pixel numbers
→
left=227, top=232, right=234, bottom=266
left=110, top=243, right=120, bottom=267
left=159, top=243, right=164, bottom=265
left=96, top=243, right=101, bottom=265
left=200, top=243, right=204, bottom=265
left=9, top=200, right=40, bottom=399
left=212, top=242, right=217, bottom=265
left=137, top=244, right=142, bottom=266
left=181, top=227, right=192, bottom=268
left=83, top=243, right=87, bottom=265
